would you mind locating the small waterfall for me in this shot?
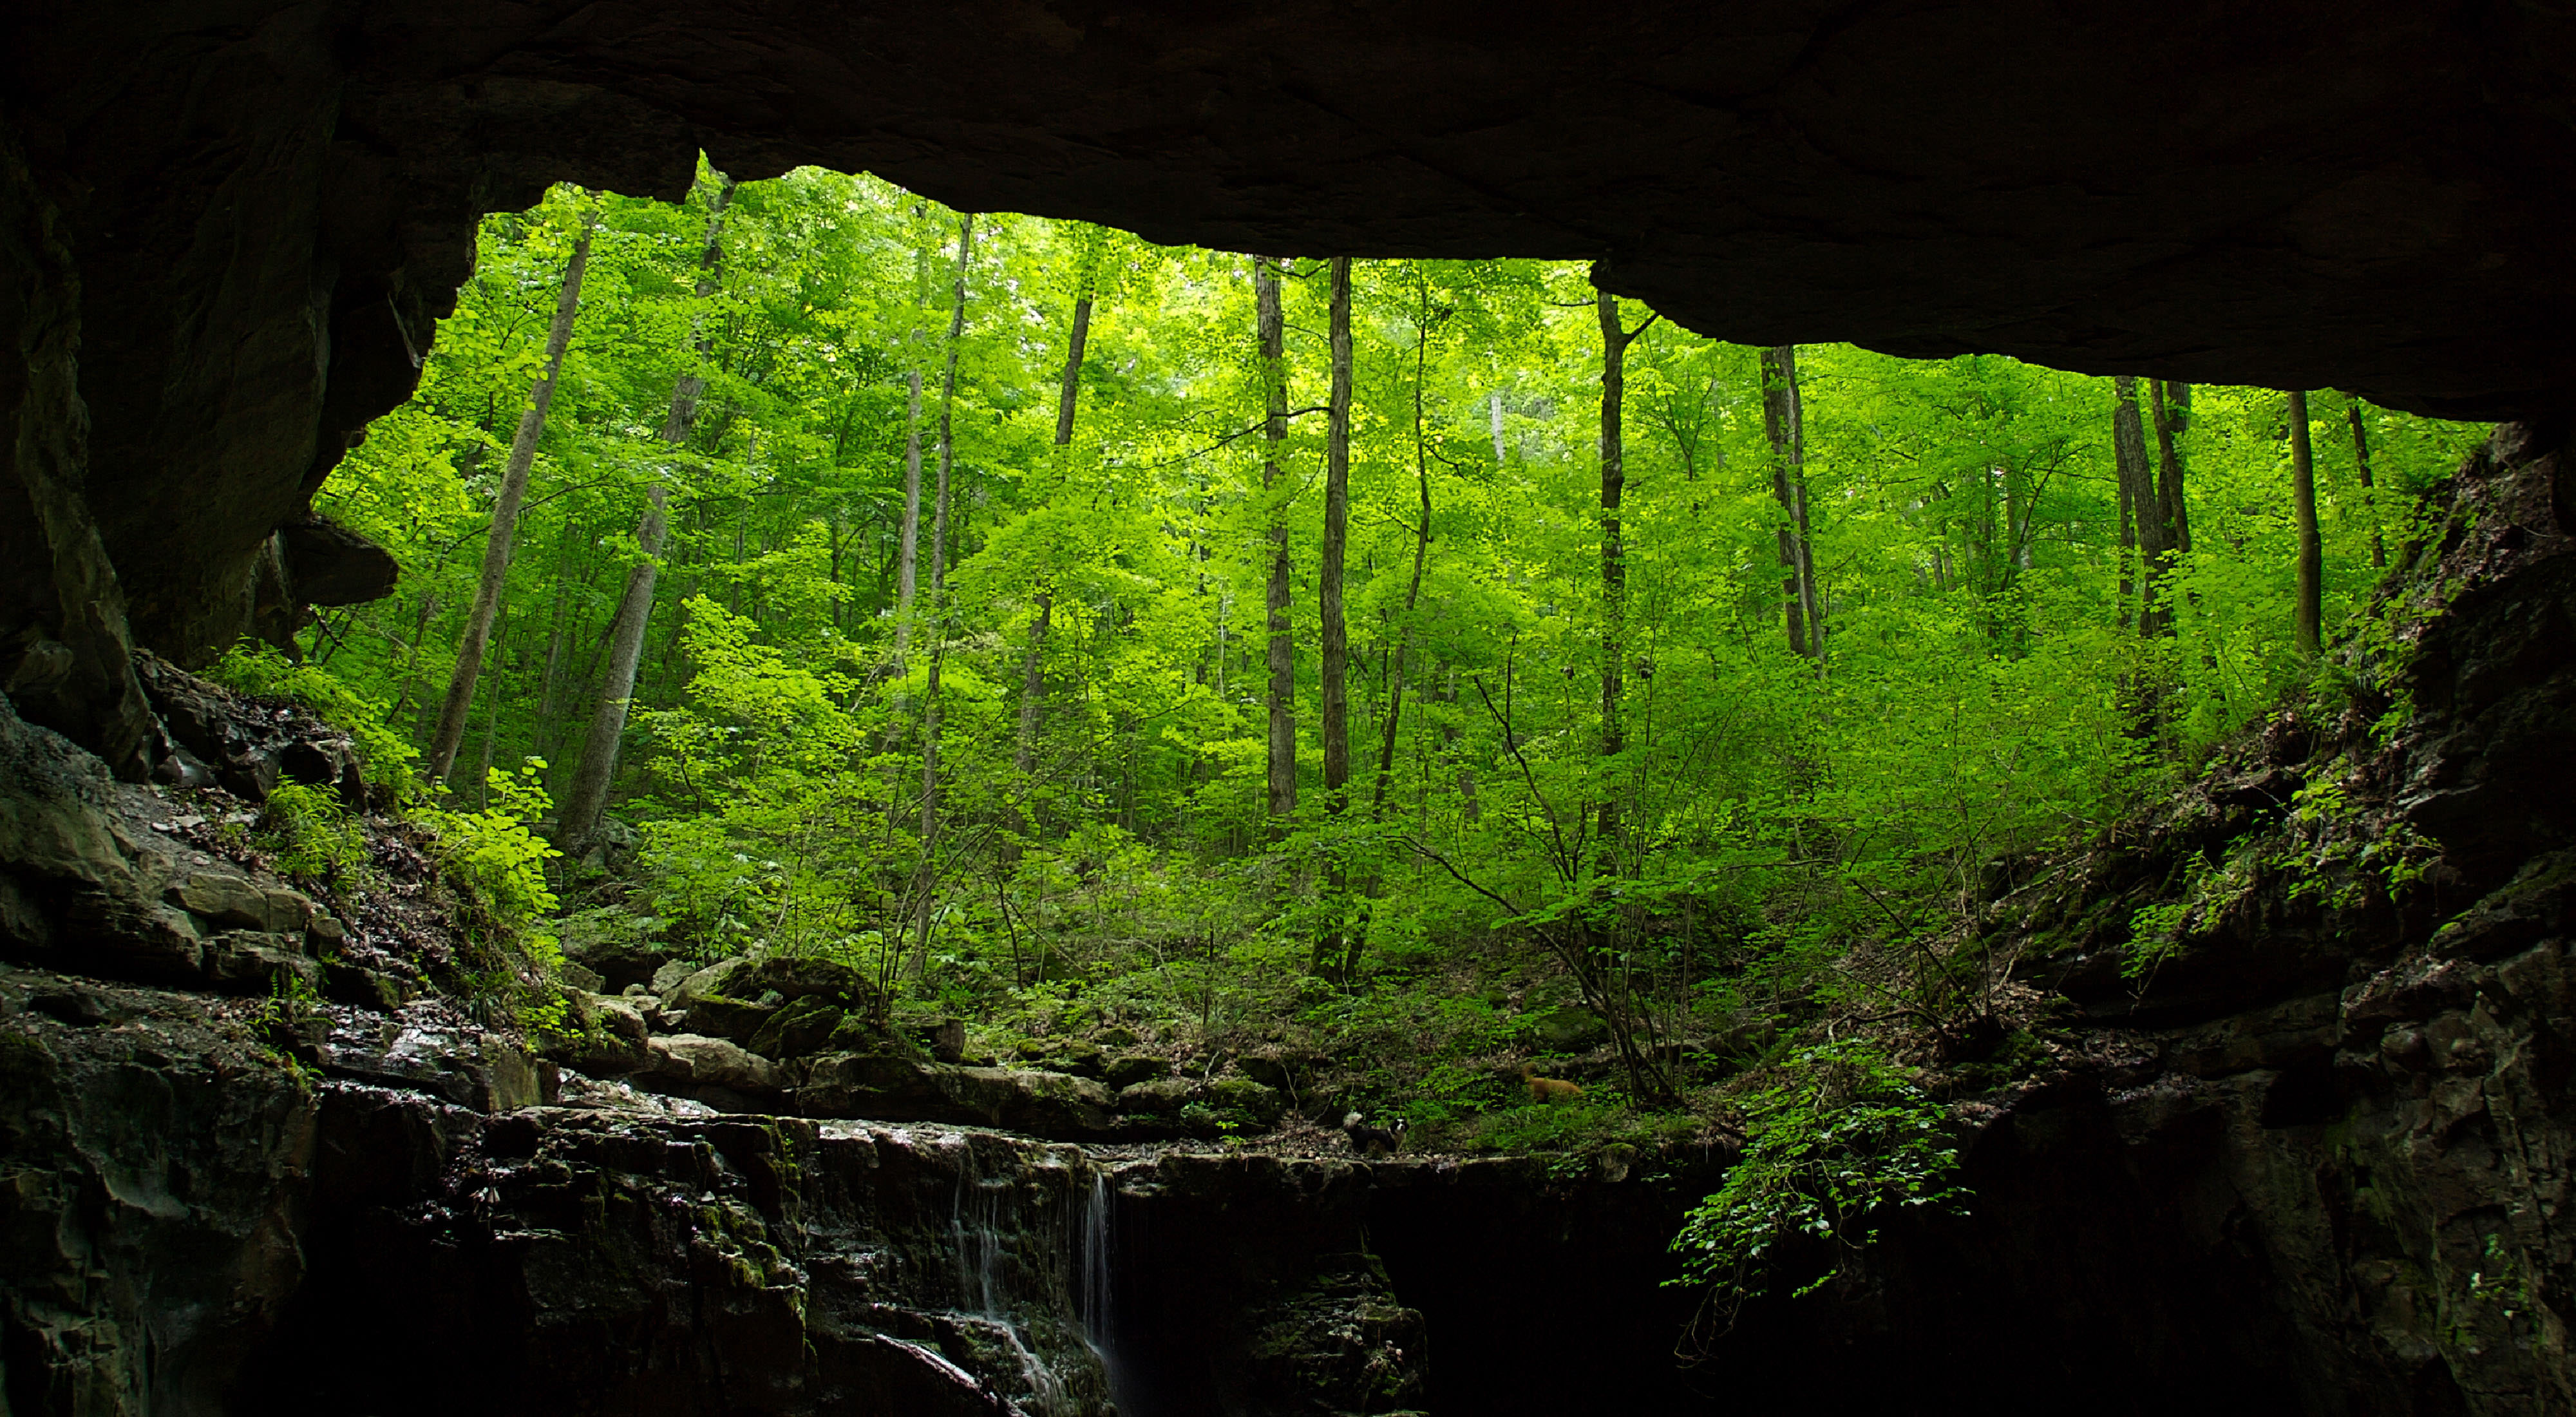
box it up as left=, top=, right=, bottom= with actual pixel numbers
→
left=938, top=1136, right=1111, bottom=1416
left=1077, top=1173, right=1132, bottom=1412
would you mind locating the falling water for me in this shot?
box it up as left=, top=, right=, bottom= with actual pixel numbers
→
left=1077, top=1172, right=1132, bottom=1412
left=945, top=1142, right=1070, bottom=1415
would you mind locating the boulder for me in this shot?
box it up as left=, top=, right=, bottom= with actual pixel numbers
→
left=320, top=960, right=413, bottom=1012
left=1236, top=1049, right=1323, bottom=1092
left=1114, top=1077, right=1198, bottom=1116
left=1207, top=1076, right=1289, bottom=1126
left=748, top=993, right=846, bottom=1061
left=685, top=993, right=779, bottom=1045
left=797, top=1053, right=1117, bottom=1139
left=667, top=953, right=874, bottom=1013
left=203, top=931, right=321, bottom=994
left=542, top=993, right=654, bottom=1078
left=558, top=911, right=673, bottom=991
left=321, top=1020, right=549, bottom=1112
left=1104, top=1054, right=1170, bottom=1089
left=133, top=655, right=365, bottom=807
left=643, top=1034, right=782, bottom=1100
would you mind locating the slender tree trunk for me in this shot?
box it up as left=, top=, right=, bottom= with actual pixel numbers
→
left=474, top=609, right=508, bottom=803
left=2348, top=397, right=2387, bottom=569
left=424, top=216, right=594, bottom=787
left=1761, top=346, right=1822, bottom=659
left=1256, top=255, right=1297, bottom=835
left=2112, top=376, right=2161, bottom=632
left=1321, top=257, right=1353, bottom=815
left=1595, top=293, right=1660, bottom=861
left=1310, top=256, right=1358, bottom=973
left=558, top=488, right=668, bottom=853
left=1490, top=391, right=1507, bottom=466
left=2133, top=377, right=2193, bottom=636
left=659, top=177, right=736, bottom=447
left=2289, top=389, right=2324, bottom=656
left=896, top=205, right=934, bottom=658
left=556, top=173, right=732, bottom=851
left=2152, top=379, right=2193, bottom=556
left=911, top=211, right=975, bottom=978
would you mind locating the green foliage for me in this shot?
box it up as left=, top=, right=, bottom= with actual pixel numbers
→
left=257, top=781, right=369, bottom=884
left=2123, top=850, right=2221, bottom=982
left=1668, top=1042, right=1967, bottom=1323
left=417, top=759, right=563, bottom=935
left=290, top=162, right=2486, bottom=1170
left=250, top=968, right=327, bottom=1087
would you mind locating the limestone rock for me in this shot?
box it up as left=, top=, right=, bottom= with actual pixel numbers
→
left=798, top=1052, right=1115, bottom=1139
left=1207, top=1076, right=1288, bottom=1126
left=1113, top=1077, right=1197, bottom=1116
left=203, top=930, right=320, bottom=994
left=644, top=1032, right=782, bottom=1099
left=746, top=993, right=844, bottom=1061
left=1103, top=1053, right=1170, bottom=1089
left=276, top=517, right=399, bottom=605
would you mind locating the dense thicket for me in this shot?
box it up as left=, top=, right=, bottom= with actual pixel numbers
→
left=287, top=164, right=2481, bottom=1144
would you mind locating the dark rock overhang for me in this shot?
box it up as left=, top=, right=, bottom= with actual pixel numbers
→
left=3, top=0, right=2572, bottom=755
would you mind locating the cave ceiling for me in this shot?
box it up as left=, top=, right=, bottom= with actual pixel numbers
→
left=5, top=0, right=2573, bottom=661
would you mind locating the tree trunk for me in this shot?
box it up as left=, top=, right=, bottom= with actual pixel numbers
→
left=554, top=173, right=732, bottom=850
left=557, top=489, right=668, bottom=853
left=1595, top=293, right=1660, bottom=860
left=2348, top=396, right=2387, bottom=569
left=2152, top=379, right=2193, bottom=556
left=2112, top=376, right=2163, bottom=632
left=659, top=176, right=735, bottom=446
left=424, top=214, right=595, bottom=788
left=910, top=211, right=975, bottom=979
left=896, top=205, right=933, bottom=658
left=1761, top=346, right=1822, bottom=659
left=2289, top=389, right=2323, bottom=656
left=1256, top=255, right=1296, bottom=835
left=2134, top=377, right=2193, bottom=636
left=1321, top=256, right=1353, bottom=815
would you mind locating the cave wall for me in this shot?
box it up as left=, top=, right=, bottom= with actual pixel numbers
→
left=5, top=0, right=2576, bottom=728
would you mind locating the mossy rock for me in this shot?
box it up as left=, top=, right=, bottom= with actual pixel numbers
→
left=1114, top=1077, right=1197, bottom=1114
left=1207, top=1076, right=1287, bottom=1126
left=685, top=992, right=777, bottom=1045
left=1104, top=1054, right=1170, bottom=1088
left=824, top=1013, right=929, bottom=1061
left=748, top=994, right=846, bottom=1060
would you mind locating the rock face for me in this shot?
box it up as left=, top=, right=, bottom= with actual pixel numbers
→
left=0, top=961, right=1444, bottom=1417
left=1742, top=419, right=2576, bottom=1414
left=0, top=972, right=318, bottom=1416
left=6, top=1, right=2576, bottom=687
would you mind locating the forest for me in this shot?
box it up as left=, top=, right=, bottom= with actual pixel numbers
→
left=237, top=160, right=2485, bottom=1201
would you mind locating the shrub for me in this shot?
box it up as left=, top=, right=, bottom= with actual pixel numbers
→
left=257, top=781, right=369, bottom=884
left=417, top=759, right=562, bottom=935
left=1668, top=1041, right=1967, bottom=1332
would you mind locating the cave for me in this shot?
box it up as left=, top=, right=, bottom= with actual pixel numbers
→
left=6, top=5, right=2576, bottom=1415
